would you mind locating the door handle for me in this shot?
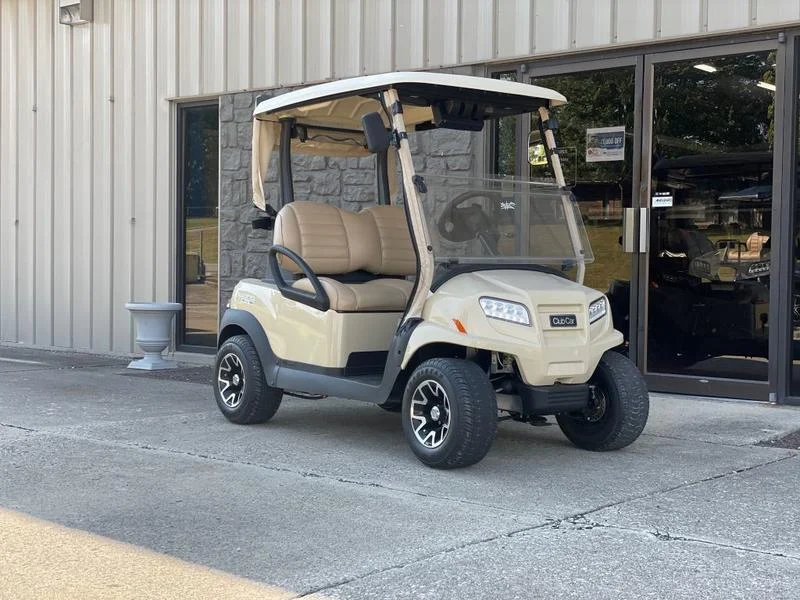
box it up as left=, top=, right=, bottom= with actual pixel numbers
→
left=622, top=208, right=637, bottom=253
left=622, top=208, right=649, bottom=253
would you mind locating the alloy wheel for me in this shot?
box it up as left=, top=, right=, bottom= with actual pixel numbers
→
left=218, top=352, right=245, bottom=409
left=410, top=380, right=451, bottom=448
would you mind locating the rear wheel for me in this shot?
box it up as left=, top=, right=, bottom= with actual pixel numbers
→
left=215, top=334, right=282, bottom=424
left=556, top=351, right=649, bottom=451
left=402, top=358, right=497, bottom=469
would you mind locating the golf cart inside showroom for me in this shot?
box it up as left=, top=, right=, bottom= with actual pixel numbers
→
left=214, top=72, right=649, bottom=469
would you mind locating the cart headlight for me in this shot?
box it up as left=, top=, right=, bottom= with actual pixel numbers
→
left=479, top=297, right=531, bottom=326
left=588, top=297, right=607, bottom=324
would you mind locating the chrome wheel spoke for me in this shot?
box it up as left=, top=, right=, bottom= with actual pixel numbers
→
left=409, top=379, right=451, bottom=449
left=217, top=352, right=245, bottom=410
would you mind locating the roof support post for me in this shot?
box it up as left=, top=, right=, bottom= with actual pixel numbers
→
left=279, top=118, right=295, bottom=207
left=538, top=106, right=586, bottom=285
left=382, top=88, right=435, bottom=323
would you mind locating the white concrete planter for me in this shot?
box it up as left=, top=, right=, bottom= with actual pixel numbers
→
left=125, top=302, right=183, bottom=370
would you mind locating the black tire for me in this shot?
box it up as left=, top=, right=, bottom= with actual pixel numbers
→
left=214, top=334, right=282, bottom=424
left=556, top=351, right=649, bottom=451
left=402, top=358, right=497, bottom=469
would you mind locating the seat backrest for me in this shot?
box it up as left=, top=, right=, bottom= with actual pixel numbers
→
left=273, top=201, right=415, bottom=276
left=745, top=232, right=768, bottom=252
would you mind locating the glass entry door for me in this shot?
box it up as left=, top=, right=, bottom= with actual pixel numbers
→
left=643, top=47, right=776, bottom=399
left=529, top=63, right=641, bottom=358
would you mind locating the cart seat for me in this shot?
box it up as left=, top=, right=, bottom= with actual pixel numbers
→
left=273, top=201, right=416, bottom=312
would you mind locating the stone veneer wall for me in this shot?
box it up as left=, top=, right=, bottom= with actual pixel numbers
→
left=218, top=89, right=483, bottom=313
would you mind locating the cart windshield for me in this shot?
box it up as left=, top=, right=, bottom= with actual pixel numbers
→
left=417, top=174, right=594, bottom=267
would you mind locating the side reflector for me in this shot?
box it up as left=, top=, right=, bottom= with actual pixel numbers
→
left=453, top=319, right=467, bottom=334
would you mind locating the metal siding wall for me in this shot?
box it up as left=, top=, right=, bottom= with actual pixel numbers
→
left=533, top=0, right=571, bottom=53
left=363, top=0, right=394, bottom=74
left=0, top=0, right=18, bottom=342
left=575, top=0, right=613, bottom=48
left=34, top=0, right=54, bottom=346
left=91, top=0, right=113, bottom=351
left=52, top=8, right=72, bottom=347
left=4, top=0, right=800, bottom=354
left=496, top=0, right=533, bottom=58
left=306, top=0, right=333, bottom=82
left=155, top=0, right=177, bottom=306
left=226, top=0, right=251, bottom=90
left=111, top=0, right=133, bottom=352
left=616, top=0, right=656, bottom=43
left=332, top=0, right=361, bottom=78
left=17, top=1, right=35, bottom=344
left=72, top=13, right=93, bottom=349
left=394, top=0, right=424, bottom=69
left=757, top=0, right=800, bottom=23
left=426, top=0, right=459, bottom=67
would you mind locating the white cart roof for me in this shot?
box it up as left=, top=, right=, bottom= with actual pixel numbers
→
left=251, top=72, right=567, bottom=210
left=254, top=71, right=566, bottom=126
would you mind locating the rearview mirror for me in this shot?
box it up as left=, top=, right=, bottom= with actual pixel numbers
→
left=361, top=112, right=392, bottom=153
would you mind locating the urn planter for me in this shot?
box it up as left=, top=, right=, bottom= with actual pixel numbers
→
left=125, top=302, right=183, bottom=370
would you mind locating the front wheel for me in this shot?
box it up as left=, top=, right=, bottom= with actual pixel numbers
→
left=556, top=351, right=649, bottom=451
left=402, top=358, right=497, bottom=469
left=215, top=334, right=283, bottom=424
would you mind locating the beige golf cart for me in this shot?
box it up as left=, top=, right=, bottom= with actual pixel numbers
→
left=214, top=72, right=649, bottom=469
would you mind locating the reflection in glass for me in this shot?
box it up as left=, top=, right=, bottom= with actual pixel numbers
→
left=531, top=68, right=636, bottom=353
left=181, top=105, right=219, bottom=347
left=647, top=52, right=775, bottom=381
left=491, top=71, right=518, bottom=177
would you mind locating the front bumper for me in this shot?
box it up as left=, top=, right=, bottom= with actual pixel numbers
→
left=496, top=382, right=590, bottom=416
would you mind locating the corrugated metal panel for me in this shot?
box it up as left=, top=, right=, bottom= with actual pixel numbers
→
left=34, top=0, right=54, bottom=347
left=426, top=0, right=459, bottom=67
left=460, top=0, right=494, bottom=62
left=363, top=0, right=394, bottom=74
left=575, top=0, right=613, bottom=48
left=16, top=0, right=35, bottom=344
left=52, top=7, right=73, bottom=348
left=616, top=0, right=657, bottom=44
left=496, top=0, right=532, bottom=58
left=278, top=0, right=305, bottom=84
left=252, top=0, right=278, bottom=89
left=306, top=0, right=333, bottom=82
left=659, top=0, right=703, bottom=38
left=226, top=0, right=251, bottom=90
left=332, top=0, right=361, bottom=78
left=5, top=0, right=800, bottom=355
left=177, top=0, right=201, bottom=96
left=111, top=0, right=134, bottom=352
left=707, top=0, right=751, bottom=31
left=757, top=0, right=800, bottom=24
left=71, top=15, right=93, bottom=349
left=533, top=0, right=571, bottom=53
left=394, top=0, right=424, bottom=70
left=0, top=0, right=18, bottom=342
left=154, top=0, right=177, bottom=306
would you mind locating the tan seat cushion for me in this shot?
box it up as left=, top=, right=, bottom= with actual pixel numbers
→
left=273, top=202, right=415, bottom=276
left=293, top=277, right=414, bottom=312
left=728, top=232, right=769, bottom=261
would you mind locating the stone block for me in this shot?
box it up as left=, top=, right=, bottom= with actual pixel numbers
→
left=446, top=155, right=472, bottom=171
left=221, top=149, right=241, bottom=171
left=233, top=93, right=253, bottom=109
left=311, top=171, right=342, bottom=196
left=343, top=170, right=374, bottom=185
left=233, top=107, right=253, bottom=123
left=237, top=123, right=253, bottom=150
left=425, top=156, right=447, bottom=174
left=293, top=155, right=327, bottom=170
left=220, top=219, right=248, bottom=250
left=219, top=97, right=234, bottom=122
left=429, top=129, right=472, bottom=155
left=343, top=185, right=375, bottom=203
left=245, top=252, right=269, bottom=278
left=358, top=156, right=375, bottom=169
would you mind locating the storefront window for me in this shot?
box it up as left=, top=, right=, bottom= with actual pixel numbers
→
left=647, top=51, right=775, bottom=381
left=179, top=104, right=219, bottom=348
left=491, top=71, right=518, bottom=177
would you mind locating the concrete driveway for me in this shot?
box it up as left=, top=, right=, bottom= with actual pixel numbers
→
left=1, top=346, right=800, bottom=599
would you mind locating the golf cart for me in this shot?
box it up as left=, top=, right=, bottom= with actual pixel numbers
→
left=214, top=72, right=649, bottom=469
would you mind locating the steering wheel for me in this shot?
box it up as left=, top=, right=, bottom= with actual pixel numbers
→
left=437, top=191, right=504, bottom=254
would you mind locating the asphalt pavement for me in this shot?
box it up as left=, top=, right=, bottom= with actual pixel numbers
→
left=1, top=345, right=800, bottom=599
